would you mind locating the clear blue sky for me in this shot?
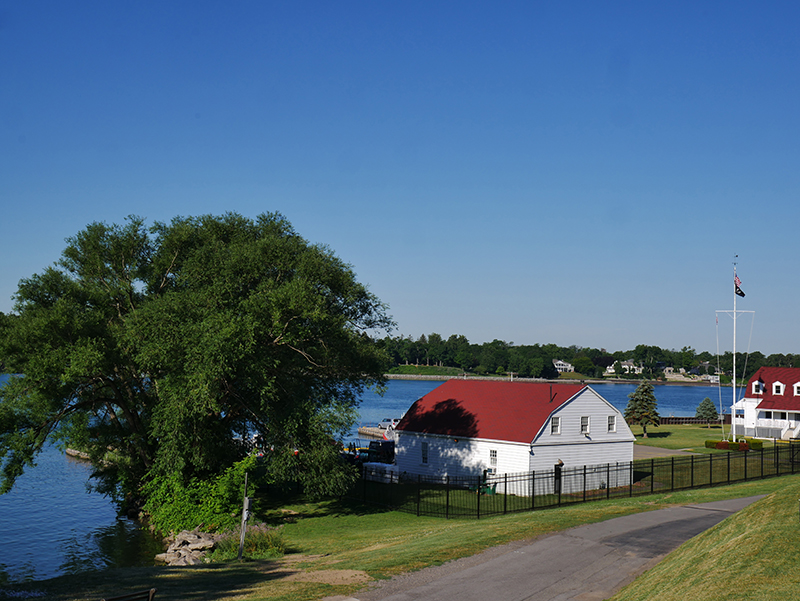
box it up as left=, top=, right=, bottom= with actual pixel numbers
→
left=1, top=2, right=797, bottom=355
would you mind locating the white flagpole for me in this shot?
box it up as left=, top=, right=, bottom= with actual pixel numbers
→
left=732, top=263, right=737, bottom=443
left=717, top=257, right=752, bottom=443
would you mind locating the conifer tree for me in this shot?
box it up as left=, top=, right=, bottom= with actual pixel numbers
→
left=695, top=397, right=719, bottom=428
left=624, top=381, right=661, bottom=438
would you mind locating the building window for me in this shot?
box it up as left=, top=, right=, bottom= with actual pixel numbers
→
left=794, top=383, right=800, bottom=396
left=763, top=411, right=772, bottom=419
left=774, top=382, right=785, bottom=395
left=607, top=415, right=616, bottom=433
left=777, top=412, right=787, bottom=420
left=580, top=416, right=590, bottom=434
left=421, top=442, right=428, bottom=464
left=551, top=416, right=561, bottom=434
left=753, top=381, right=763, bottom=394
left=489, top=449, right=497, bottom=466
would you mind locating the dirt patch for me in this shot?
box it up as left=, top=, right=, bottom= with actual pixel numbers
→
left=283, top=569, right=371, bottom=585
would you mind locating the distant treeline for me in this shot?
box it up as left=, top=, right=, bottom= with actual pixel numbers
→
left=377, top=334, right=797, bottom=381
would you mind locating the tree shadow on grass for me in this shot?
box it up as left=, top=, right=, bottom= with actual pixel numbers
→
left=639, top=431, right=671, bottom=439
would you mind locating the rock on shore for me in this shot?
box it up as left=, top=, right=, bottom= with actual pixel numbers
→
left=154, top=530, right=221, bottom=566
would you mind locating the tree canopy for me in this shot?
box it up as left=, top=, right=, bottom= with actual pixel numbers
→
left=624, top=381, right=661, bottom=438
left=0, top=213, right=393, bottom=513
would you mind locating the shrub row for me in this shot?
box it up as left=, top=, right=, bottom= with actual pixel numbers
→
left=704, top=439, right=764, bottom=451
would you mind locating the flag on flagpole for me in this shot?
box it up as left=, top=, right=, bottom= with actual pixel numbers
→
left=734, top=274, right=745, bottom=297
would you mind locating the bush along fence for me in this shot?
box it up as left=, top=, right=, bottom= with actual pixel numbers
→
left=346, top=442, right=800, bottom=519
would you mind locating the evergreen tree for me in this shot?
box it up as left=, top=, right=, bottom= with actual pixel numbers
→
left=624, top=381, right=661, bottom=438
left=695, top=397, right=719, bottom=428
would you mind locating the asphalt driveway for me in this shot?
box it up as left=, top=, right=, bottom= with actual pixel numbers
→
left=340, top=495, right=762, bottom=601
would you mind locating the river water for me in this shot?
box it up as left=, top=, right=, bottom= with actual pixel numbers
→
left=0, top=375, right=726, bottom=582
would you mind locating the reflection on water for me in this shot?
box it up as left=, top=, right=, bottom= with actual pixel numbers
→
left=0, top=444, right=162, bottom=583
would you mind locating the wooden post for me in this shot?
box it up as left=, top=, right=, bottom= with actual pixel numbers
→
left=237, top=472, right=249, bottom=561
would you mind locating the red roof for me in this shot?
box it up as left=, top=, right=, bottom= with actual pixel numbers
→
left=747, top=367, right=800, bottom=411
left=395, top=379, right=586, bottom=444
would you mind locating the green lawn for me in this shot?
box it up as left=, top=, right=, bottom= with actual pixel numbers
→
left=629, top=423, right=772, bottom=453
left=4, top=475, right=796, bottom=601
left=609, top=475, right=800, bottom=601
left=2, top=425, right=796, bottom=601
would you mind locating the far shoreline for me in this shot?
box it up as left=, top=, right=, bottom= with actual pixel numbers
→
left=385, top=373, right=723, bottom=386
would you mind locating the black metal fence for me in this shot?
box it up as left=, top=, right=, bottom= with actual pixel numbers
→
left=346, top=442, right=800, bottom=518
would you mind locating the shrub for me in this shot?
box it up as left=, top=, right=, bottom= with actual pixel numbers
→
left=207, top=523, right=286, bottom=562
left=143, top=455, right=260, bottom=534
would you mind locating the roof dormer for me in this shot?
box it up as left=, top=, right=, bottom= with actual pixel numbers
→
left=794, top=382, right=800, bottom=396
left=752, top=380, right=764, bottom=395
left=773, top=381, right=785, bottom=396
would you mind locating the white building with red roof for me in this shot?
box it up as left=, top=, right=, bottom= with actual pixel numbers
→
left=393, top=379, right=634, bottom=485
left=733, top=367, right=800, bottom=439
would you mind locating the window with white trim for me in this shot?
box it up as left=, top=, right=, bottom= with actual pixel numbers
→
left=753, top=381, right=764, bottom=394
left=774, top=381, right=785, bottom=395
left=580, top=416, right=590, bottom=434
left=793, top=383, right=800, bottom=396
left=421, top=442, right=428, bottom=464
left=607, top=415, right=616, bottom=433
left=489, top=449, right=497, bottom=466
left=551, top=416, right=561, bottom=435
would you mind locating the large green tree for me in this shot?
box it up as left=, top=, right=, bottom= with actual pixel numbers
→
left=0, top=213, right=393, bottom=511
left=624, top=381, right=661, bottom=438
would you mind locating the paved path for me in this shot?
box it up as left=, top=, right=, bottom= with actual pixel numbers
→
left=343, top=496, right=762, bottom=601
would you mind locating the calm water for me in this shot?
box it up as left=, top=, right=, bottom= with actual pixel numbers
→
left=0, top=375, right=726, bottom=582
left=355, top=378, right=730, bottom=430
left=0, top=375, right=162, bottom=583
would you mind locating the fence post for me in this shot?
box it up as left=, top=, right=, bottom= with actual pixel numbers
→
left=606, top=464, right=610, bottom=500
left=416, top=474, right=421, bottom=517
left=446, top=476, right=450, bottom=520
left=629, top=461, right=633, bottom=497
left=709, top=453, right=713, bottom=487
left=690, top=455, right=694, bottom=488
left=531, top=470, right=536, bottom=510
left=761, top=446, right=764, bottom=479
left=651, top=459, right=654, bottom=494
left=744, top=449, right=748, bottom=481
left=583, top=465, right=587, bottom=503
left=776, top=443, right=781, bottom=477
left=727, top=451, right=730, bottom=484
left=671, top=456, right=674, bottom=491
left=504, top=473, right=508, bottom=514
left=476, top=475, right=481, bottom=519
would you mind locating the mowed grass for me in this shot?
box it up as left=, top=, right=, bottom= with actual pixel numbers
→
left=629, top=422, right=773, bottom=453
left=609, top=474, right=800, bottom=601
left=3, top=475, right=797, bottom=601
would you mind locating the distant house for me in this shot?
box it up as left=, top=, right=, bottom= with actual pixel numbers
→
left=733, top=367, right=800, bottom=439
left=605, top=360, right=642, bottom=375
left=553, top=359, right=574, bottom=373
left=393, top=380, right=635, bottom=492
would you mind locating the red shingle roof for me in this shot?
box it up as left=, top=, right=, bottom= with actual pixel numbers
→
left=747, top=367, right=800, bottom=411
left=395, top=379, right=586, bottom=443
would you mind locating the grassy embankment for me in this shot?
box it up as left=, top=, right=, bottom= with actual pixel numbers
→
left=3, top=425, right=798, bottom=601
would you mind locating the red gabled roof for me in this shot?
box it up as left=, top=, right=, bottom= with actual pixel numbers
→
left=747, top=366, right=800, bottom=411
left=395, top=379, right=586, bottom=444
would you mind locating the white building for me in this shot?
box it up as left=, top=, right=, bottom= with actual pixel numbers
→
left=393, top=380, right=635, bottom=493
left=552, top=359, right=574, bottom=373
left=732, top=367, right=800, bottom=440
